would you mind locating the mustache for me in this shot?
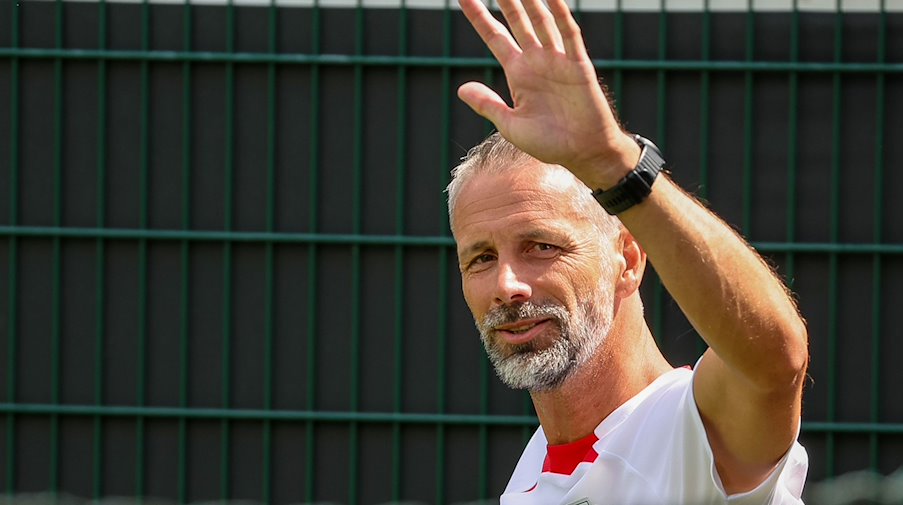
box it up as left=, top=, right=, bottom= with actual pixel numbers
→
left=478, top=301, right=569, bottom=333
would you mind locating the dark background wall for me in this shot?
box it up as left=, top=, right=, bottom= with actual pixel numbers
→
left=0, top=1, right=902, bottom=503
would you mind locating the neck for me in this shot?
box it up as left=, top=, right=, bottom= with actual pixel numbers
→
left=529, top=296, right=672, bottom=445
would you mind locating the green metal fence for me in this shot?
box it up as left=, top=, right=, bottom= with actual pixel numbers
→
left=1, top=1, right=902, bottom=503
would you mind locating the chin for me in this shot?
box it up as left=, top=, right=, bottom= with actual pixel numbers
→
left=493, top=349, right=576, bottom=392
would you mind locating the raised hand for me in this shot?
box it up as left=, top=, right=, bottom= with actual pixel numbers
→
left=457, top=0, right=639, bottom=189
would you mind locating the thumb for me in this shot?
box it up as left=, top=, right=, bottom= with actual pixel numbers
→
left=457, top=81, right=512, bottom=130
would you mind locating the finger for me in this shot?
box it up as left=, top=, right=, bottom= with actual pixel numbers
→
left=521, top=0, right=564, bottom=51
left=546, top=0, right=588, bottom=60
left=457, top=81, right=513, bottom=130
left=495, top=0, right=542, bottom=50
left=459, top=0, right=522, bottom=64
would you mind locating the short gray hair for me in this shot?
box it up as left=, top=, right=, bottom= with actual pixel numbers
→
left=446, top=132, right=534, bottom=220
left=445, top=132, right=621, bottom=238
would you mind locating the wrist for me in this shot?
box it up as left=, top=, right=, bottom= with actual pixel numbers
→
left=572, top=133, right=642, bottom=191
left=592, top=135, right=668, bottom=215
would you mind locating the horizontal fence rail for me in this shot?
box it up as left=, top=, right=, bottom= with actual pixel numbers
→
left=2, top=48, right=903, bottom=73
left=1, top=226, right=903, bottom=253
left=2, top=403, right=903, bottom=435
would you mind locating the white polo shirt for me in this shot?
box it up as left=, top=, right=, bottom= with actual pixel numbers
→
left=502, top=366, right=808, bottom=505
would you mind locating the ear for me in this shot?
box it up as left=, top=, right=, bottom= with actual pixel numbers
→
left=614, top=227, right=646, bottom=298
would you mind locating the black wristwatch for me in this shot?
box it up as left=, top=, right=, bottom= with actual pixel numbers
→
left=592, top=135, right=667, bottom=215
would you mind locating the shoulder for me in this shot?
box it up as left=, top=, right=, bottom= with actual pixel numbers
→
left=603, top=366, right=810, bottom=504
left=503, top=366, right=809, bottom=504
left=597, top=366, right=694, bottom=442
left=594, top=367, right=701, bottom=470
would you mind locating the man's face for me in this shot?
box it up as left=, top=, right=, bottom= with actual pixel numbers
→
left=452, top=164, right=619, bottom=392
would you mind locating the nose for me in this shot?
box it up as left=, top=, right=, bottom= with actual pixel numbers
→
left=494, top=261, right=532, bottom=305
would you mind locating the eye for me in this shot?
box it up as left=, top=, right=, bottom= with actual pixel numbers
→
left=473, top=253, right=496, bottom=264
left=465, top=252, right=497, bottom=272
left=529, top=243, right=560, bottom=258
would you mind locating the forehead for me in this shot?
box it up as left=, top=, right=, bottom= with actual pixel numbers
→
left=452, top=165, right=594, bottom=242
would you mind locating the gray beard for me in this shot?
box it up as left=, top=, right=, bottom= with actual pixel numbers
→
left=477, top=296, right=613, bottom=392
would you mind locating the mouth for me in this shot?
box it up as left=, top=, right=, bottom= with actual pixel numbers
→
left=494, top=318, right=553, bottom=345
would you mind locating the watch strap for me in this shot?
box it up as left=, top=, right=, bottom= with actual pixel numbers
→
left=592, top=135, right=667, bottom=215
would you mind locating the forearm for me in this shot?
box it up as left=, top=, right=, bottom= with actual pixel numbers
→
left=618, top=175, right=808, bottom=389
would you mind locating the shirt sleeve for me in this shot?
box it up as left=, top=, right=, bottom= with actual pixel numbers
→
left=683, top=362, right=810, bottom=505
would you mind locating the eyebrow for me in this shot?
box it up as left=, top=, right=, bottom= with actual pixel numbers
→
left=457, top=229, right=566, bottom=260
left=458, top=240, right=492, bottom=262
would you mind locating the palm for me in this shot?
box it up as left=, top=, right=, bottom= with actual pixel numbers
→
left=458, top=0, right=625, bottom=180
left=499, top=52, right=610, bottom=166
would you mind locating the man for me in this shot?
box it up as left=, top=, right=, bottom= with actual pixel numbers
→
left=446, top=0, right=810, bottom=502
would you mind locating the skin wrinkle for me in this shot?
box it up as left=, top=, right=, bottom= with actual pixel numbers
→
left=447, top=136, right=620, bottom=240
left=455, top=177, right=614, bottom=270
left=454, top=164, right=620, bottom=392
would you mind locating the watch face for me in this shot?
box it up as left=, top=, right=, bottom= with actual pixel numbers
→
left=636, top=144, right=665, bottom=183
left=636, top=134, right=665, bottom=160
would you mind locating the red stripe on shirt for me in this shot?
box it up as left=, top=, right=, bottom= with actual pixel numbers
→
left=542, top=432, right=600, bottom=475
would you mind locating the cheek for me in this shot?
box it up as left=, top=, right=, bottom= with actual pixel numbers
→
left=555, top=257, right=606, bottom=289
left=461, top=276, right=489, bottom=318
left=550, top=261, right=615, bottom=306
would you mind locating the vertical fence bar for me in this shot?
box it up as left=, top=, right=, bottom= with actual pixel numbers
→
left=135, top=1, right=152, bottom=500
left=392, top=1, right=409, bottom=500
left=869, top=0, right=887, bottom=471
left=698, top=0, right=711, bottom=202
left=655, top=3, right=667, bottom=151
left=650, top=0, right=668, bottom=343
left=221, top=1, right=236, bottom=500
left=349, top=3, right=366, bottom=503
left=177, top=2, right=193, bottom=503
left=612, top=0, right=623, bottom=104
left=785, top=0, right=799, bottom=283
left=825, top=0, right=844, bottom=478
left=6, top=0, right=21, bottom=497
left=50, top=0, right=65, bottom=496
left=435, top=3, right=453, bottom=502
left=305, top=0, right=322, bottom=499
left=741, top=0, right=755, bottom=235
left=262, top=2, right=278, bottom=504
left=93, top=0, right=109, bottom=501
left=696, top=0, right=712, bottom=356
